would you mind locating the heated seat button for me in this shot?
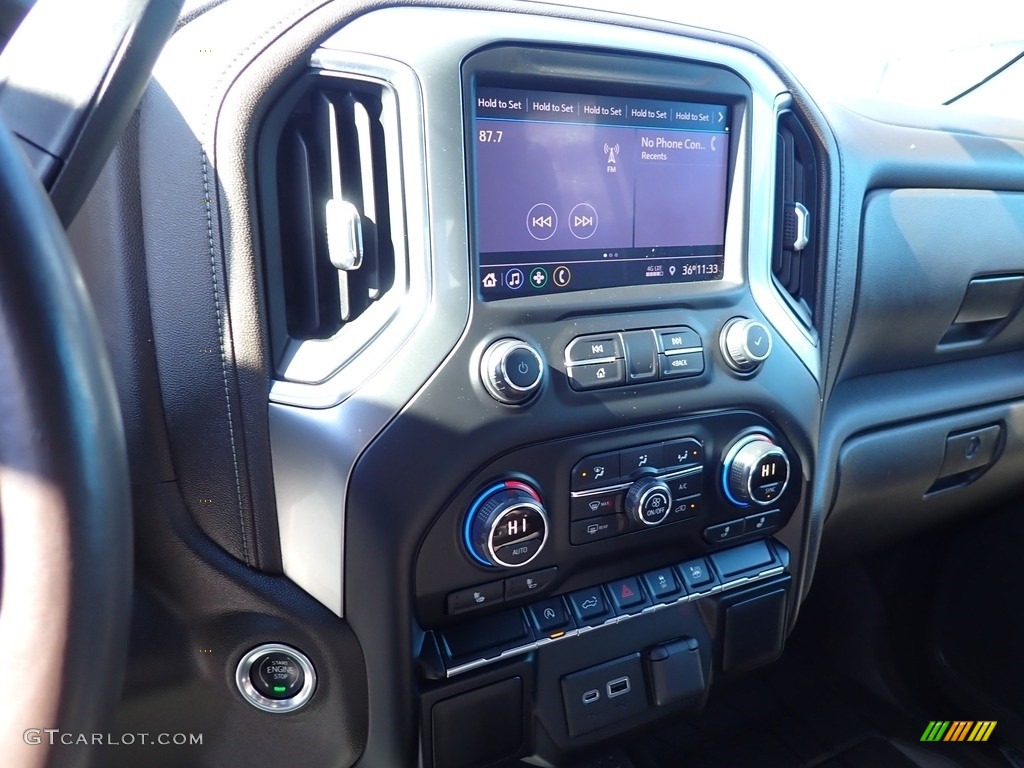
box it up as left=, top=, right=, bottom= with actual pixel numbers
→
left=744, top=509, right=781, bottom=534
left=447, top=581, right=504, bottom=615
left=677, top=558, right=715, bottom=590
left=704, top=519, right=746, bottom=544
left=250, top=651, right=305, bottom=700
left=505, top=567, right=557, bottom=600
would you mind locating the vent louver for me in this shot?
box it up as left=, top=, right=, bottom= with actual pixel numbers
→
left=259, top=73, right=400, bottom=371
left=772, top=110, right=819, bottom=328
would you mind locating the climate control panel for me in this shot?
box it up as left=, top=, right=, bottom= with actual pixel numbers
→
left=416, top=411, right=803, bottom=629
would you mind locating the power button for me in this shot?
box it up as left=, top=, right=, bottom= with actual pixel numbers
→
left=505, top=346, right=542, bottom=390
left=236, top=644, right=317, bottom=713
left=481, top=338, right=545, bottom=405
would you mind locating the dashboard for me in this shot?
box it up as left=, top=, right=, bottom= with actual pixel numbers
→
left=69, top=1, right=1024, bottom=767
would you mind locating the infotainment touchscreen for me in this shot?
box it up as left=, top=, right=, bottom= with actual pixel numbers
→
left=472, top=86, right=730, bottom=300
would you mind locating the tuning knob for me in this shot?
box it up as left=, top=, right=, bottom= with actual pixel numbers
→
left=721, top=318, right=772, bottom=373
left=722, top=435, right=791, bottom=507
left=480, top=338, right=545, bottom=405
left=624, top=477, right=673, bottom=527
left=465, top=481, right=549, bottom=568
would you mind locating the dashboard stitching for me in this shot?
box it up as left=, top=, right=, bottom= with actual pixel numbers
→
left=193, top=0, right=330, bottom=566
left=200, top=148, right=250, bottom=565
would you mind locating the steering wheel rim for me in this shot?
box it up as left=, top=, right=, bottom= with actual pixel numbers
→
left=0, top=113, right=132, bottom=767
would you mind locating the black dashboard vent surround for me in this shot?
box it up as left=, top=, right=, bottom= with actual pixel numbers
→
left=772, top=111, right=819, bottom=328
left=259, top=73, right=401, bottom=370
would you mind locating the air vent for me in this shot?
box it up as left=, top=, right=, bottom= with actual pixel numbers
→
left=259, top=72, right=402, bottom=374
left=772, top=111, right=819, bottom=328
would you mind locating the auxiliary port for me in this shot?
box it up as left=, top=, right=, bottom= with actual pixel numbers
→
left=606, top=676, right=631, bottom=698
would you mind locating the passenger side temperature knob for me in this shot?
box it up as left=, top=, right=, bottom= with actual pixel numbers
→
left=480, top=338, right=545, bottom=405
left=721, top=318, right=772, bottom=373
left=625, top=477, right=672, bottom=526
left=465, top=480, right=549, bottom=568
left=722, top=435, right=791, bottom=507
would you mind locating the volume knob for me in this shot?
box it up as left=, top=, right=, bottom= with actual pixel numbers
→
left=480, top=338, right=545, bottom=405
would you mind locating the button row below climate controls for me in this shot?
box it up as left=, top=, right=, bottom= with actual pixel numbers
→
left=447, top=566, right=559, bottom=615
left=703, top=509, right=782, bottom=545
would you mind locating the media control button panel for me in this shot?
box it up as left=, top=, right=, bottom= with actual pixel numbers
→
left=566, top=326, right=704, bottom=391
left=415, top=411, right=803, bottom=630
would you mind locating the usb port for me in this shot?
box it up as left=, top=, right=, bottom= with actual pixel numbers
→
left=606, top=676, right=630, bottom=698
left=581, top=689, right=600, bottom=705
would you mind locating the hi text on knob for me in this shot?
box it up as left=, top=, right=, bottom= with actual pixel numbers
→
left=465, top=480, right=550, bottom=568
left=721, top=434, right=791, bottom=507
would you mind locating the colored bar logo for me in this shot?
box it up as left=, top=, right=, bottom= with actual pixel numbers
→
left=921, top=721, right=996, bottom=742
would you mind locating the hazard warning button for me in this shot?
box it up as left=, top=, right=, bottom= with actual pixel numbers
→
left=607, top=575, right=647, bottom=612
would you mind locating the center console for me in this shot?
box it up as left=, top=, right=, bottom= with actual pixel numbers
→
left=268, top=10, right=823, bottom=768
left=401, top=42, right=818, bottom=766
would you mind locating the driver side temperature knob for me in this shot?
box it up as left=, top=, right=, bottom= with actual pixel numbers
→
left=480, top=338, right=545, bottom=405
left=465, top=480, right=549, bottom=568
left=722, top=435, right=791, bottom=507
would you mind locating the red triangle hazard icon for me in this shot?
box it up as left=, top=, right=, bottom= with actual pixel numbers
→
left=620, top=583, right=634, bottom=599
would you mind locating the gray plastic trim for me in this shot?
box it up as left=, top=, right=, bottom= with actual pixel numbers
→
left=269, top=7, right=820, bottom=617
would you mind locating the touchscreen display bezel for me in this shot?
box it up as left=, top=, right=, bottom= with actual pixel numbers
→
left=464, top=49, right=749, bottom=305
